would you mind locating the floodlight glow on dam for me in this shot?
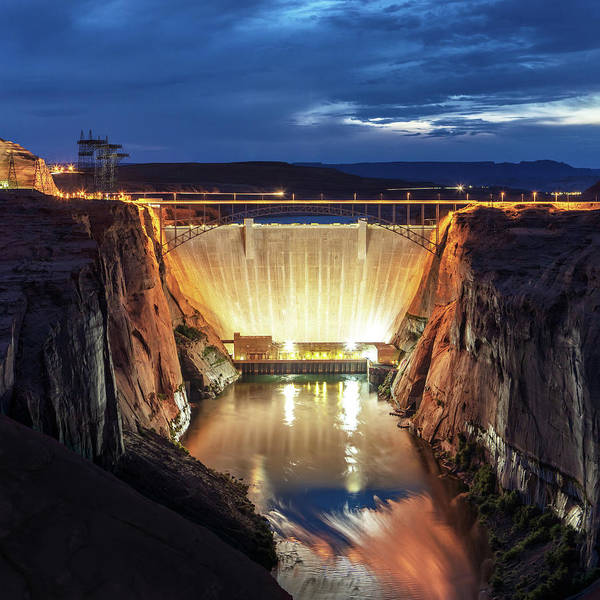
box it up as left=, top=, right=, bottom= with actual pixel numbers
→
left=166, top=220, right=433, bottom=343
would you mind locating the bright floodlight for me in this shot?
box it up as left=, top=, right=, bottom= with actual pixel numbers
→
left=361, top=347, right=378, bottom=362
left=284, top=340, right=295, bottom=353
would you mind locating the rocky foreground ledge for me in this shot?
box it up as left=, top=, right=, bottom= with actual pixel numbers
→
left=0, top=416, right=289, bottom=599
left=113, top=428, right=277, bottom=569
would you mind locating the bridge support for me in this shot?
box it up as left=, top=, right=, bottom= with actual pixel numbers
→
left=244, top=218, right=255, bottom=260
left=358, top=219, right=367, bottom=260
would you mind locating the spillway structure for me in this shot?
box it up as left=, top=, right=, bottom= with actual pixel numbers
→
left=166, top=219, right=433, bottom=344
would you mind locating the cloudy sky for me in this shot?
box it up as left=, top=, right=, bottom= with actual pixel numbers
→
left=2, top=0, right=599, bottom=165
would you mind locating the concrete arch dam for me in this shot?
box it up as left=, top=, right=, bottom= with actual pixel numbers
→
left=166, top=220, right=433, bottom=343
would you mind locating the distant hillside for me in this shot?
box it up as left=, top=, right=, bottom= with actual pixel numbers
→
left=55, top=161, right=419, bottom=198
left=584, top=180, right=600, bottom=200
left=296, top=161, right=600, bottom=193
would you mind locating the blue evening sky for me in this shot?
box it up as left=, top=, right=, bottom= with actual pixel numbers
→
left=2, top=0, right=599, bottom=166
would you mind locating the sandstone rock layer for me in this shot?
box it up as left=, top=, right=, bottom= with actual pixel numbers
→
left=0, top=138, right=59, bottom=195
left=392, top=204, right=600, bottom=561
left=0, top=193, right=188, bottom=463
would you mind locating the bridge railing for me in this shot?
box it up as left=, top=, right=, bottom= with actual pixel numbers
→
left=159, top=203, right=440, bottom=255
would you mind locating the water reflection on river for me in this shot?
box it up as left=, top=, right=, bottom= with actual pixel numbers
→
left=183, top=375, right=480, bottom=600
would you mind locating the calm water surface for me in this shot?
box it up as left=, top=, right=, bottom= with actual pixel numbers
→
left=183, top=375, right=480, bottom=600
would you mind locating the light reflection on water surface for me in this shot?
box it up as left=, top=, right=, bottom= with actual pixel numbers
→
left=183, top=375, right=479, bottom=600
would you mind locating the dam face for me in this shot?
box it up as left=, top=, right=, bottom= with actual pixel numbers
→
left=167, top=222, right=431, bottom=343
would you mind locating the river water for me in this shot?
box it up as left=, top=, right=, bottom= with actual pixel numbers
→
left=183, top=375, right=481, bottom=600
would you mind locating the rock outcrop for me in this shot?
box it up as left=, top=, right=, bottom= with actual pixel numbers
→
left=0, top=193, right=187, bottom=464
left=175, top=328, right=239, bottom=400
left=113, top=429, right=277, bottom=568
left=139, top=205, right=240, bottom=395
left=391, top=204, right=600, bottom=562
left=0, top=138, right=59, bottom=195
left=0, top=415, right=290, bottom=600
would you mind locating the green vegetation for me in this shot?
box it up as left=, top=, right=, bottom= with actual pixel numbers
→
left=175, top=323, right=206, bottom=342
left=464, top=461, right=598, bottom=599
left=377, top=370, right=396, bottom=399
left=454, top=432, right=480, bottom=472
left=202, top=344, right=227, bottom=366
left=168, top=421, right=190, bottom=455
left=202, top=344, right=217, bottom=358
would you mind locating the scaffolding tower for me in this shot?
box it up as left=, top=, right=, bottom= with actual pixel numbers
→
left=77, top=130, right=129, bottom=194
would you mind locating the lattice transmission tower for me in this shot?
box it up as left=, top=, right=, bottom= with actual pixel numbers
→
left=7, top=152, right=17, bottom=188
left=77, top=130, right=129, bottom=194
left=32, top=158, right=54, bottom=194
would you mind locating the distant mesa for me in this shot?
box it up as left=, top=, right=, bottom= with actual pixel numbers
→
left=296, top=161, right=600, bottom=193
left=0, top=137, right=59, bottom=196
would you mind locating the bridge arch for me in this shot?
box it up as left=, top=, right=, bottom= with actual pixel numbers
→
left=161, top=203, right=438, bottom=255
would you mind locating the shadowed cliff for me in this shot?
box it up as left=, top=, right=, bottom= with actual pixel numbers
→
left=0, top=415, right=289, bottom=600
left=391, top=203, right=600, bottom=563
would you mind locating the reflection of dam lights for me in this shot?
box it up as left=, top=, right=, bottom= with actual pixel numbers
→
left=320, top=496, right=478, bottom=599
left=340, top=380, right=360, bottom=433
left=345, top=443, right=363, bottom=493
left=282, top=383, right=297, bottom=427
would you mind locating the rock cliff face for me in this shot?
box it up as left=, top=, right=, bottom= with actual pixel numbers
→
left=114, top=429, right=277, bottom=569
left=0, top=138, right=59, bottom=195
left=391, top=204, right=600, bottom=562
left=0, top=191, right=283, bottom=596
left=175, top=329, right=239, bottom=400
left=0, top=193, right=187, bottom=464
left=139, top=206, right=240, bottom=397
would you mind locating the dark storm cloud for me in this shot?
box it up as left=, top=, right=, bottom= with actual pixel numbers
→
left=1, top=0, right=599, bottom=165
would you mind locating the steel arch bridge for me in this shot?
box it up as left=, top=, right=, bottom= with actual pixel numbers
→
left=160, top=203, right=439, bottom=255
